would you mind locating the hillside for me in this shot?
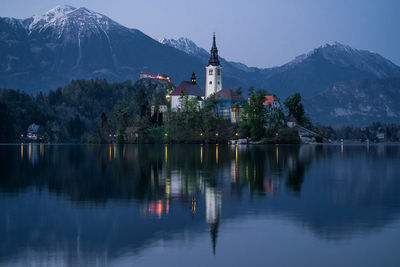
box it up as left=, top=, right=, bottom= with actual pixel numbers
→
left=0, top=6, right=205, bottom=93
left=305, top=77, right=400, bottom=125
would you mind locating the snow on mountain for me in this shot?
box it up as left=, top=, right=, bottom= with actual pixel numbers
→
left=17, top=5, right=127, bottom=43
left=29, top=5, right=77, bottom=31
left=284, top=42, right=399, bottom=77
left=159, top=37, right=259, bottom=73
left=159, top=37, right=209, bottom=59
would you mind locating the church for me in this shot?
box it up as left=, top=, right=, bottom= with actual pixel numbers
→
left=170, top=34, right=245, bottom=123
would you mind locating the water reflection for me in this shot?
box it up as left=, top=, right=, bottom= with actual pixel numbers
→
left=0, top=144, right=400, bottom=265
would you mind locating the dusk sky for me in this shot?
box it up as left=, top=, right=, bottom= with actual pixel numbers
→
left=1, top=0, right=399, bottom=68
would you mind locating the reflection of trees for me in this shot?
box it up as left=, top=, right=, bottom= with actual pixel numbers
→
left=1, top=144, right=400, bottom=263
left=0, top=144, right=321, bottom=204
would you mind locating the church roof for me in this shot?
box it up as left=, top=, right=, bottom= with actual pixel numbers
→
left=208, top=33, right=221, bottom=66
left=170, top=81, right=204, bottom=97
left=214, top=89, right=244, bottom=101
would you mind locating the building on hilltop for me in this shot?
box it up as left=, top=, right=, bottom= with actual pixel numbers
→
left=170, top=72, right=204, bottom=111
left=214, top=89, right=246, bottom=123
left=205, top=33, right=222, bottom=98
left=140, top=72, right=172, bottom=83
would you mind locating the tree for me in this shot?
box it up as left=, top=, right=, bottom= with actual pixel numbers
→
left=99, top=112, right=110, bottom=143
left=248, top=86, right=255, bottom=96
left=0, top=101, right=15, bottom=142
left=240, top=89, right=267, bottom=140
left=283, top=93, right=312, bottom=128
left=113, top=100, right=131, bottom=143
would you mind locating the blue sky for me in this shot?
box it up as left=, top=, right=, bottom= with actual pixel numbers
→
left=1, top=0, right=399, bottom=68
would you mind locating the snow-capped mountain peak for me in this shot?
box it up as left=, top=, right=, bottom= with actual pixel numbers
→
left=23, top=5, right=124, bottom=42
left=159, top=37, right=209, bottom=58
left=29, top=5, right=77, bottom=31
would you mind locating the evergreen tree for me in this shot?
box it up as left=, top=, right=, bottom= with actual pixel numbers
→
left=283, top=93, right=312, bottom=128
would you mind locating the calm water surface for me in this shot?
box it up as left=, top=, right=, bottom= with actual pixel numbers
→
left=0, top=144, right=399, bottom=266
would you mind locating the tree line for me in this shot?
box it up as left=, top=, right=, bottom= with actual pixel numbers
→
left=1, top=78, right=397, bottom=143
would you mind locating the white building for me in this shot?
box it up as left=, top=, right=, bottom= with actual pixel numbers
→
left=205, top=33, right=222, bottom=98
left=170, top=72, right=204, bottom=111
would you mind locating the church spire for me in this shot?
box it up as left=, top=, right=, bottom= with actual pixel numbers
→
left=208, top=33, right=220, bottom=66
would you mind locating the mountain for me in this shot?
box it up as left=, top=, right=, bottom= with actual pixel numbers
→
left=160, top=38, right=400, bottom=100
left=259, top=42, right=400, bottom=98
left=159, top=37, right=268, bottom=89
left=1, top=6, right=400, bottom=125
left=159, top=37, right=209, bottom=60
left=0, top=6, right=212, bottom=93
left=305, top=77, right=400, bottom=125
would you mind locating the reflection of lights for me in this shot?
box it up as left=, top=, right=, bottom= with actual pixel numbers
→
left=40, top=143, right=44, bottom=156
left=200, top=145, right=203, bottom=164
left=166, top=178, right=171, bottom=197
left=147, top=199, right=169, bottom=219
left=192, top=198, right=196, bottom=215
left=114, top=143, right=116, bottom=159
left=165, top=144, right=168, bottom=163
left=20, top=143, right=23, bottom=160
left=216, top=145, right=218, bottom=164
left=233, top=164, right=236, bottom=183
left=28, top=143, right=31, bottom=160
left=109, top=144, right=112, bottom=160
left=157, top=200, right=162, bottom=218
left=276, top=144, right=279, bottom=163
left=235, top=144, right=238, bottom=164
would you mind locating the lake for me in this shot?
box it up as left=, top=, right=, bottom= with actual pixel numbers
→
left=0, top=144, right=399, bottom=266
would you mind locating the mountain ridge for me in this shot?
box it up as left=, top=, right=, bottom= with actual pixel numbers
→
left=1, top=5, right=400, bottom=125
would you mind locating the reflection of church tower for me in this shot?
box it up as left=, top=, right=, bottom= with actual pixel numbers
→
left=206, top=186, right=222, bottom=255
left=205, top=33, right=222, bottom=98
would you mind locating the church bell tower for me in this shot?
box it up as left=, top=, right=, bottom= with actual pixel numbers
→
left=205, top=33, right=222, bottom=98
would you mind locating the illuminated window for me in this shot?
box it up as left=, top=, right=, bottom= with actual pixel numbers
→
left=209, top=69, right=213, bottom=75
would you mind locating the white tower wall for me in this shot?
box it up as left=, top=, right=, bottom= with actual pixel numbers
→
left=205, top=65, right=222, bottom=98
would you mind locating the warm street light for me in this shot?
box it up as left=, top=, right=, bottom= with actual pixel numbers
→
left=235, top=132, right=239, bottom=136
left=200, top=133, right=203, bottom=136
left=216, top=133, right=219, bottom=137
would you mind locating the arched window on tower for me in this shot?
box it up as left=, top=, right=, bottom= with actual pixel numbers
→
left=209, top=81, right=212, bottom=85
left=217, top=69, right=221, bottom=76
left=209, top=69, right=213, bottom=75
